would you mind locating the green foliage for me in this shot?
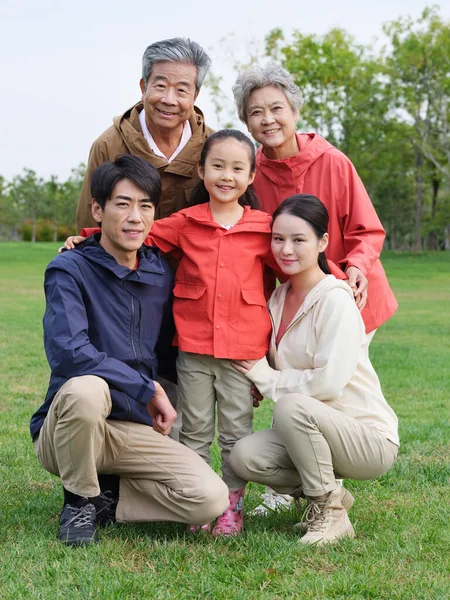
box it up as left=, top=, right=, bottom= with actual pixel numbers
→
left=0, top=164, right=85, bottom=242
left=0, top=244, right=449, bottom=598
left=204, top=6, right=450, bottom=251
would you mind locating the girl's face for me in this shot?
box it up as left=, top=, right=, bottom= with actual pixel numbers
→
left=271, top=213, right=328, bottom=276
left=198, top=138, right=255, bottom=206
left=245, top=86, right=299, bottom=160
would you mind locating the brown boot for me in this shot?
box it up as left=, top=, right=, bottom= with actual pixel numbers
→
left=294, top=484, right=354, bottom=533
left=299, top=488, right=355, bottom=546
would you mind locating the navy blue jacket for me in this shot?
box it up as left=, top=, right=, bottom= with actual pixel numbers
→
left=30, top=235, right=175, bottom=439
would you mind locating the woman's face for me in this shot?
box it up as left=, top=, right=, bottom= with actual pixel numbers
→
left=245, top=86, right=299, bottom=159
left=271, top=213, right=328, bottom=277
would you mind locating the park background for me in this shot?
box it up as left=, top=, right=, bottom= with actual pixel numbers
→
left=1, top=1, right=449, bottom=598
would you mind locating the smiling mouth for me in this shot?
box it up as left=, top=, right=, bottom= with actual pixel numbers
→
left=263, top=128, right=281, bottom=134
left=217, top=185, right=234, bottom=191
left=157, top=108, right=177, bottom=116
left=123, top=230, right=144, bottom=236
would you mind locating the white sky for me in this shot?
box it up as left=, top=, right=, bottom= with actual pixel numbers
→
left=1, top=0, right=448, bottom=181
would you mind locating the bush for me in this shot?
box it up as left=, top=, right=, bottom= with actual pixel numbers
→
left=57, top=225, right=76, bottom=241
left=20, top=220, right=75, bottom=242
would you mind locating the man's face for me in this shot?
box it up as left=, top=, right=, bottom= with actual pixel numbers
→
left=139, top=61, right=199, bottom=136
left=92, top=179, right=155, bottom=264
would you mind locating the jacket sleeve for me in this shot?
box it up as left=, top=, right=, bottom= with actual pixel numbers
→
left=145, top=214, right=184, bottom=260
left=334, top=154, right=385, bottom=277
left=76, top=139, right=110, bottom=231
left=245, top=290, right=363, bottom=402
left=44, top=265, right=156, bottom=405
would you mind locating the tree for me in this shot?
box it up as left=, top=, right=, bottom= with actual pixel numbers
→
left=384, top=6, right=450, bottom=250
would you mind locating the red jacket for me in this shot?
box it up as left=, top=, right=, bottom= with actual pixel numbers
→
left=148, top=204, right=274, bottom=359
left=253, top=133, right=398, bottom=333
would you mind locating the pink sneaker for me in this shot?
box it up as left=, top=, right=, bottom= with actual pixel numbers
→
left=188, top=522, right=211, bottom=533
left=211, top=487, right=245, bottom=537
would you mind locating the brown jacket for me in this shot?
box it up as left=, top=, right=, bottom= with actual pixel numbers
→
left=76, top=102, right=214, bottom=229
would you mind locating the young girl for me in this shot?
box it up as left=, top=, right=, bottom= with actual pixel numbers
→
left=66, top=130, right=280, bottom=536
left=231, top=194, right=399, bottom=546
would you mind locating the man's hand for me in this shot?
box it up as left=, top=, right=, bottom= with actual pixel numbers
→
left=346, top=266, right=368, bottom=312
left=147, top=381, right=177, bottom=436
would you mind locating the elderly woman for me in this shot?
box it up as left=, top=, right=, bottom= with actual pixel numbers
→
left=233, top=64, right=398, bottom=514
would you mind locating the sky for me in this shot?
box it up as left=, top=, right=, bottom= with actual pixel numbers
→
left=1, top=0, right=448, bottom=182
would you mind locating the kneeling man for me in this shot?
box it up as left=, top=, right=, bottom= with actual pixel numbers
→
left=30, top=155, right=228, bottom=546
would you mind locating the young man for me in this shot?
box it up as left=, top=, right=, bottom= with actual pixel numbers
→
left=30, top=155, right=228, bottom=546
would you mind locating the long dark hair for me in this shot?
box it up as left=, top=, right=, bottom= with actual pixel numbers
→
left=272, top=194, right=331, bottom=274
left=189, top=129, right=260, bottom=209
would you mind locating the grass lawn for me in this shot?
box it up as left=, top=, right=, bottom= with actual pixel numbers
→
left=0, top=243, right=449, bottom=600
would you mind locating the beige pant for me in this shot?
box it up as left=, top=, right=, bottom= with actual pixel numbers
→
left=177, top=352, right=253, bottom=490
left=230, top=393, right=398, bottom=497
left=33, top=376, right=229, bottom=524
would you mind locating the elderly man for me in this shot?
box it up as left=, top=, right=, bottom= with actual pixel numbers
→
left=31, top=155, right=228, bottom=546
left=76, top=37, right=213, bottom=230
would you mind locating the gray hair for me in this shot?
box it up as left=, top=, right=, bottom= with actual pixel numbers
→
left=142, top=37, right=211, bottom=92
left=233, top=63, right=303, bottom=123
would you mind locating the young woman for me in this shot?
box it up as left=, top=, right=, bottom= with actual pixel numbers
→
left=230, top=194, right=399, bottom=546
left=64, top=130, right=280, bottom=536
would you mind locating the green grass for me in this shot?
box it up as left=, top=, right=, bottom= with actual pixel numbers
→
left=1, top=243, right=449, bottom=600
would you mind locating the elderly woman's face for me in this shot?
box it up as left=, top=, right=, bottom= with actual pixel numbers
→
left=245, top=86, right=299, bottom=159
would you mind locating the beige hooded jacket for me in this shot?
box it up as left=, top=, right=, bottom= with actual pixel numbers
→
left=246, top=276, right=399, bottom=445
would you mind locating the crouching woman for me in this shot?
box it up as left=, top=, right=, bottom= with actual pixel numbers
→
left=230, top=194, right=399, bottom=546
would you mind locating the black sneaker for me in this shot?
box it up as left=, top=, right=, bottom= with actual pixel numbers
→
left=91, top=491, right=118, bottom=527
left=59, top=502, right=98, bottom=546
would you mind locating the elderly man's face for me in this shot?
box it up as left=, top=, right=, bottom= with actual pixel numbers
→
left=140, top=61, right=199, bottom=137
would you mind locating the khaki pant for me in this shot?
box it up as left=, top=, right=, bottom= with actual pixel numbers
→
left=34, top=376, right=229, bottom=524
left=177, top=352, right=253, bottom=490
left=230, top=393, right=398, bottom=497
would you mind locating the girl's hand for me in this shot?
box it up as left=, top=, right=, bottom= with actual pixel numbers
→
left=58, top=235, right=87, bottom=254
left=232, top=359, right=260, bottom=376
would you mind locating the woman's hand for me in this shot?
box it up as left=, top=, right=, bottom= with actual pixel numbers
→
left=346, top=266, right=368, bottom=312
left=58, top=235, right=87, bottom=254
left=232, top=359, right=260, bottom=375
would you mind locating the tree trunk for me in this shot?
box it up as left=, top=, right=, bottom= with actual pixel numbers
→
left=390, top=217, right=397, bottom=250
left=428, top=168, right=440, bottom=250
left=53, top=222, right=58, bottom=242
left=414, top=146, right=423, bottom=252
left=31, top=216, right=36, bottom=243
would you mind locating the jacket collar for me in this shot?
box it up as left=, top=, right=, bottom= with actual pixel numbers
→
left=113, top=103, right=209, bottom=177
left=69, top=234, right=166, bottom=283
left=183, top=204, right=272, bottom=232
left=256, top=133, right=334, bottom=184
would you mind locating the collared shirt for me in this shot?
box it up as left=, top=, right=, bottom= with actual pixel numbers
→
left=139, top=110, right=192, bottom=162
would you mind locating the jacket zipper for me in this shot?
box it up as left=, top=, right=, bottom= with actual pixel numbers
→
left=124, top=393, right=132, bottom=420
left=129, top=295, right=138, bottom=363
left=270, top=308, right=305, bottom=350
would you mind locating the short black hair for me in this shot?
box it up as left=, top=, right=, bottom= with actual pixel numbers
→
left=90, top=154, right=162, bottom=209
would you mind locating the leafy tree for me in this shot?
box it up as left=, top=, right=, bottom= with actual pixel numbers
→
left=383, top=6, right=450, bottom=249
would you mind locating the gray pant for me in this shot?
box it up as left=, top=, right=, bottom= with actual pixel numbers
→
left=230, top=393, right=398, bottom=497
left=34, top=376, right=229, bottom=524
left=177, top=351, right=254, bottom=490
